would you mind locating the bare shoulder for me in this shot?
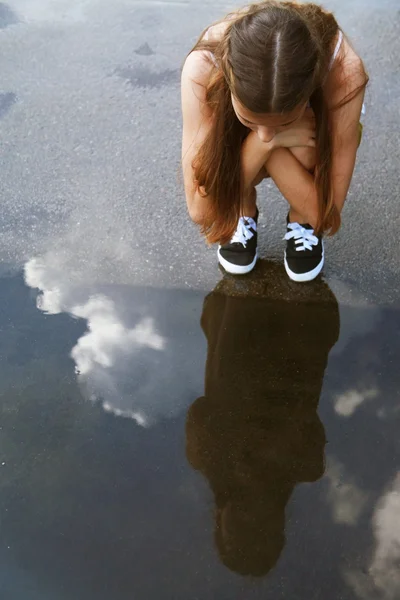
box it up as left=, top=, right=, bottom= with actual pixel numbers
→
left=338, top=36, right=365, bottom=81
left=181, top=50, right=215, bottom=135
left=182, top=50, right=214, bottom=88
left=325, top=35, right=366, bottom=105
left=202, top=20, right=230, bottom=42
left=182, top=8, right=244, bottom=82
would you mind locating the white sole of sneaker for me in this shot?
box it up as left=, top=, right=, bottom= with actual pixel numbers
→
left=284, top=245, right=324, bottom=282
left=218, top=247, right=258, bottom=275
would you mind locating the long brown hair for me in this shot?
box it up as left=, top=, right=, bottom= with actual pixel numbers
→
left=186, top=1, right=368, bottom=243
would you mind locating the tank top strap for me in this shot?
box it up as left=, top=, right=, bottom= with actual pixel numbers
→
left=328, top=29, right=343, bottom=71
left=203, top=28, right=219, bottom=66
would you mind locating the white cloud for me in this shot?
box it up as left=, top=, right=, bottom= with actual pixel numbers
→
left=345, top=473, right=400, bottom=600
left=102, top=402, right=148, bottom=427
left=25, top=257, right=67, bottom=314
left=325, top=456, right=369, bottom=525
left=24, top=255, right=201, bottom=427
left=334, top=388, right=378, bottom=417
left=70, top=295, right=165, bottom=375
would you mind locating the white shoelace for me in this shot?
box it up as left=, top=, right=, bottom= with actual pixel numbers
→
left=230, top=217, right=257, bottom=247
left=284, top=222, right=319, bottom=252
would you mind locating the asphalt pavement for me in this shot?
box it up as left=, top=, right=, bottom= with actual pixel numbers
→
left=0, top=0, right=399, bottom=302
left=0, top=1, right=399, bottom=599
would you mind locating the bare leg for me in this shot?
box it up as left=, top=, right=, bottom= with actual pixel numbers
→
left=238, top=133, right=316, bottom=221
left=265, top=147, right=318, bottom=227
left=248, top=147, right=317, bottom=223
left=241, top=186, right=258, bottom=218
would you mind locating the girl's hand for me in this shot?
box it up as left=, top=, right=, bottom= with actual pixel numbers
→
left=272, top=109, right=316, bottom=149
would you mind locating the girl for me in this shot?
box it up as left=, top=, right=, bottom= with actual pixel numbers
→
left=181, top=1, right=368, bottom=281
left=186, top=267, right=339, bottom=574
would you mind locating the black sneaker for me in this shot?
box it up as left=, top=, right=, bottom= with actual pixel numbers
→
left=218, top=211, right=258, bottom=275
left=284, top=220, right=324, bottom=282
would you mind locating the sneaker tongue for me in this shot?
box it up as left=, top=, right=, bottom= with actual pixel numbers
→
left=287, top=219, right=313, bottom=230
left=243, top=208, right=259, bottom=223
left=286, top=213, right=312, bottom=230
left=299, top=222, right=313, bottom=230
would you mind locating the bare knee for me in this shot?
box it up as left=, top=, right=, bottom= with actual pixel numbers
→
left=252, top=166, right=270, bottom=186
left=187, top=203, right=207, bottom=226
left=289, top=146, right=316, bottom=173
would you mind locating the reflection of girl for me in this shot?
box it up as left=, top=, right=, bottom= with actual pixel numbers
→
left=181, top=2, right=368, bottom=280
left=186, top=267, right=340, bottom=576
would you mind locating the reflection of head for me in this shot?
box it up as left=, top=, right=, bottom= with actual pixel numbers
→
left=186, top=267, right=339, bottom=576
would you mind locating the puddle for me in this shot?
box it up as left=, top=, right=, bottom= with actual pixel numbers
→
left=0, top=260, right=399, bottom=599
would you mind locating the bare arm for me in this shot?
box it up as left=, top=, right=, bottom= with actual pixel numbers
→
left=325, top=57, right=366, bottom=213
left=181, top=51, right=214, bottom=223
left=181, top=52, right=274, bottom=222
left=265, top=54, right=366, bottom=226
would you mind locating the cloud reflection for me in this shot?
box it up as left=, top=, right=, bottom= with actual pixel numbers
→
left=334, top=388, right=378, bottom=417
left=24, top=256, right=203, bottom=426
left=346, top=473, right=400, bottom=600
left=325, top=456, right=369, bottom=525
left=70, top=296, right=165, bottom=375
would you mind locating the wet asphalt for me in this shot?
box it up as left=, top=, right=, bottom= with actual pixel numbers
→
left=0, top=0, right=399, bottom=599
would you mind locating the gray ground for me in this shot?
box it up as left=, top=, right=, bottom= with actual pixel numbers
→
left=0, top=0, right=399, bottom=303
left=0, top=2, right=400, bottom=600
